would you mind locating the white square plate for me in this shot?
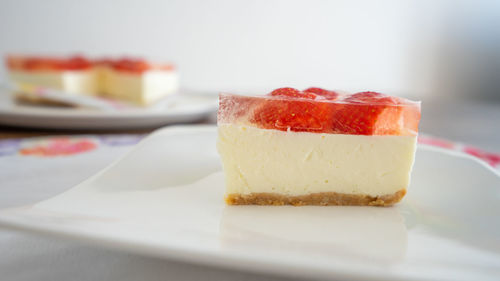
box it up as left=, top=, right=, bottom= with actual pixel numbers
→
left=0, top=126, right=499, bottom=281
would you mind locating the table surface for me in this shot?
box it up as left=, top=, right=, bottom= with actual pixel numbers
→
left=1, top=99, right=499, bottom=281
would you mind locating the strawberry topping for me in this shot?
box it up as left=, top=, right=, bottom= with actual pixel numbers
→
left=7, top=55, right=92, bottom=71
left=241, top=88, right=420, bottom=135
left=63, top=56, right=92, bottom=70
left=331, top=92, right=403, bottom=135
left=6, top=55, right=174, bottom=73
left=111, top=58, right=151, bottom=73
left=251, top=98, right=331, bottom=132
left=250, top=88, right=331, bottom=132
left=111, top=58, right=175, bottom=73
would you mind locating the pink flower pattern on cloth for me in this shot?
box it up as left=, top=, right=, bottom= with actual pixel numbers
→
left=19, top=138, right=97, bottom=157
left=0, top=134, right=498, bottom=169
left=418, top=135, right=500, bottom=168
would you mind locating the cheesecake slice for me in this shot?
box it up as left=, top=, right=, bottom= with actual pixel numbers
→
left=7, top=55, right=98, bottom=96
left=217, top=87, right=421, bottom=206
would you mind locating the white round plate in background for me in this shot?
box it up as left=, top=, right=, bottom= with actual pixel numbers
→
left=0, top=89, right=217, bottom=130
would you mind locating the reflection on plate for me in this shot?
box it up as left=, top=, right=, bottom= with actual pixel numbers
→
left=0, top=126, right=499, bottom=281
left=221, top=205, right=408, bottom=262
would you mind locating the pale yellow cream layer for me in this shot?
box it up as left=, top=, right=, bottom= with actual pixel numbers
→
left=217, top=124, right=417, bottom=196
left=9, top=70, right=98, bottom=95
left=105, top=70, right=178, bottom=105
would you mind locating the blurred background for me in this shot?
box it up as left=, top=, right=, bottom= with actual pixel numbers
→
left=0, top=0, right=499, bottom=149
left=1, top=0, right=499, bottom=99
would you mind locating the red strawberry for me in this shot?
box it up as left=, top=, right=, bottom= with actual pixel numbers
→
left=20, top=56, right=92, bottom=71
left=23, top=57, right=64, bottom=71
left=64, top=56, right=92, bottom=70
left=303, top=87, right=339, bottom=100
left=252, top=88, right=331, bottom=132
left=269, top=87, right=319, bottom=99
left=247, top=89, right=419, bottom=135
left=331, top=91, right=403, bottom=135
left=112, top=58, right=151, bottom=73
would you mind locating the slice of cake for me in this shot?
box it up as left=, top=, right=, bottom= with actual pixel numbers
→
left=5, top=55, right=179, bottom=107
left=104, top=58, right=178, bottom=106
left=7, top=55, right=98, bottom=96
left=217, top=87, right=421, bottom=206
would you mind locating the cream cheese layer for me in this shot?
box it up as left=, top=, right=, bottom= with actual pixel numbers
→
left=9, top=70, right=98, bottom=95
left=217, top=124, right=417, bottom=196
left=105, top=70, right=178, bottom=105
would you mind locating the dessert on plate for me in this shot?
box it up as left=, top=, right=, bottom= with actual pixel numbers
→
left=5, top=55, right=178, bottom=106
left=217, top=87, right=421, bottom=206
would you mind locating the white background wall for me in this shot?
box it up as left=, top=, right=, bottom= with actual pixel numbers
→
left=0, top=0, right=498, bottom=100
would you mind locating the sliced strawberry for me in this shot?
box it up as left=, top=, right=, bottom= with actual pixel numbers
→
left=23, top=57, right=64, bottom=71
left=269, top=87, right=318, bottom=99
left=251, top=88, right=331, bottom=132
left=63, top=56, right=92, bottom=70
left=252, top=99, right=332, bottom=132
left=9, top=56, right=91, bottom=71
left=303, top=87, right=339, bottom=100
left=330, top=91, right=404, bottom=135
left=236, top=89, right=420, bottom=135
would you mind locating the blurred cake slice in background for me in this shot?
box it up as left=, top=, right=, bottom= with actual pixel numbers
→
left=5, top=55, right=179, bottom=107
left=6, top=55, right=98, bottom=96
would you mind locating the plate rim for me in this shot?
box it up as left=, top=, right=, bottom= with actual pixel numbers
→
left=0, top=100, right=217, bottom=118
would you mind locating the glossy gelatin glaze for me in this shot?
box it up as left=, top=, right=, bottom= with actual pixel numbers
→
left=218, top=87, right=421, bottom=136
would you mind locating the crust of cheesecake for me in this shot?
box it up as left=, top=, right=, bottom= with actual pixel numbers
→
left=225, top=189, right=406, bottom=207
